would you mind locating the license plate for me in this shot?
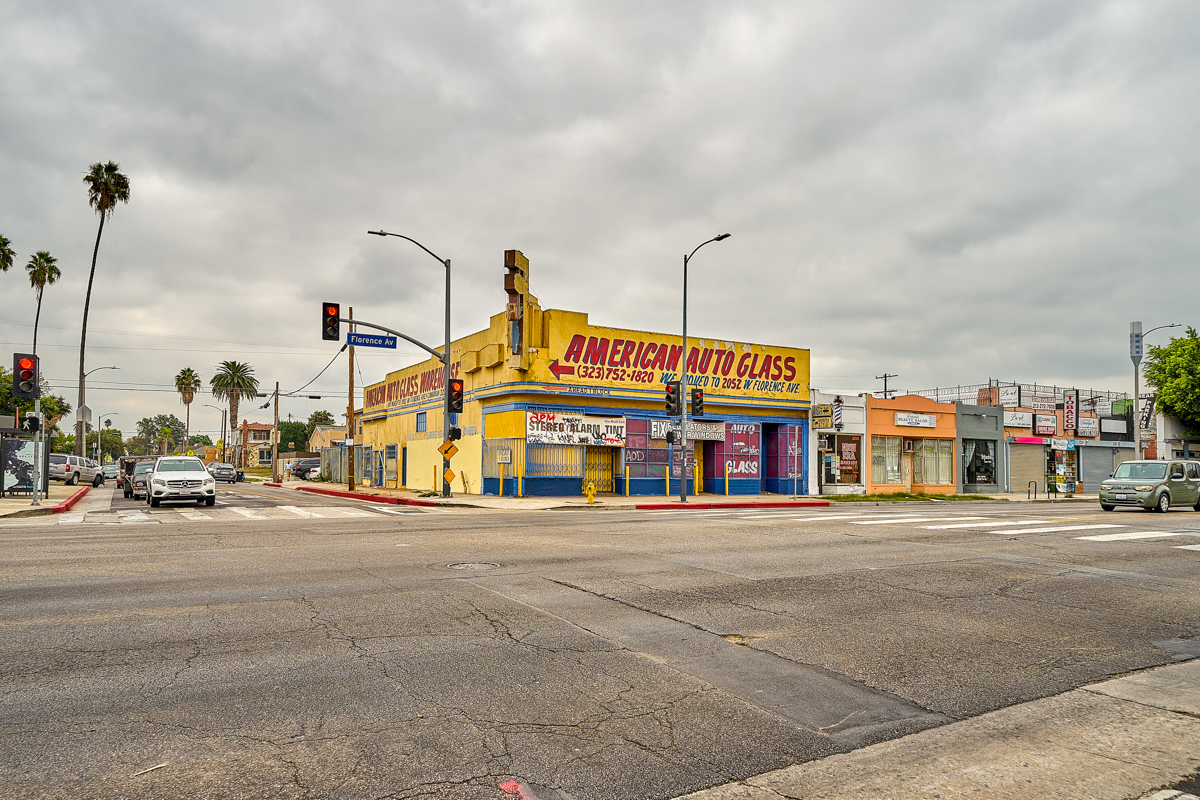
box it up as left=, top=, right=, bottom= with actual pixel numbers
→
left=1115, top=493, right=1127, bottom=500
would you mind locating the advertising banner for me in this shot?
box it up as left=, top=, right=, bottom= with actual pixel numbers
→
left=1100, top=418, right=1127, bottom=434
left=894, top=412, right=937, bottom=428
left=1029, top=393, right=1057, bottom=411
left=650, top=419, right=725, bottom=441
left=526, top=412, right=626, bottom=446
left=1, top=439, right=42, bottom=493
left=1034, top=414, right=1057, bottom=435
left=1063, top=390, right=1078, bottom=432
left=1076, top=417, right=1099, bottom=438
left=1004, top=410, right=1033, bottom=428
left=1093, top=397, right=1112, bottom=417
left=998, top=386, right=1021, bottom=407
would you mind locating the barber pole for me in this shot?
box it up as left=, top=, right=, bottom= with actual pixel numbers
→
left=833, top=397, right=843, bottom=430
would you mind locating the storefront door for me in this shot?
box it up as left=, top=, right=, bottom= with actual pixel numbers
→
left=902, top=450, right=913, bottom=491
left=585, top=446, right=616, bottom=493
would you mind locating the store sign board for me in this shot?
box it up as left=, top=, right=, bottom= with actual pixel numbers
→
left=812, top=416, right=834, bottom=430
left=1051, top=438, right=1076, bottom=451
left=1100, top=418, right=1127, bottom=434
left=1029, top=393, right=1057, bottom=411
left=895, top=412, right=936, bottom=428
left=1093, top=397, right=1112, bottom=417
left=1034, top=414, right=1057, bottom=435
left=538, top=320, right=810, bottom=402
left=650, top=419, right=725, bottom=441
left=1004, top=410, right=1033, bottom=428
left=998, top=386, right=1021, bottom=407
left=1076, top=417, right=1099, bottom=438
left=527, top=412, right=626, bottom=446
left=1063, top=391, right=1079, bottom=432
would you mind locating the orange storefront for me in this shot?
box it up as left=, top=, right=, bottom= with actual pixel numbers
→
left=865, top=395, right=958, bottom=495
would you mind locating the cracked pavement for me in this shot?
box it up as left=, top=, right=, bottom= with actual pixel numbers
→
left=1, top=498, right=1198, bottom=799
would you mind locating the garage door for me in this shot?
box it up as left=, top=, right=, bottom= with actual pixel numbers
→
left=1009, top=443, right=1045, bottom=494
left=1080, top=447, right=1114, bottom=492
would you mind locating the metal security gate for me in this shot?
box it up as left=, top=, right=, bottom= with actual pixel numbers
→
left=1081, top=447, right=1115, bottom=492
left=1009, top=443, right=1045, bottom=493
left=584, top=446, right=617, bottom=493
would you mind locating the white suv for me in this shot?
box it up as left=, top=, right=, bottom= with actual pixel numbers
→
left=48, top=454, right=104, bottom=486
left=145, top=456, right=217, bottom=507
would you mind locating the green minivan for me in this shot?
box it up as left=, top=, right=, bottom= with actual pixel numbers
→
left=1098, top=460, right=1200, bottom=512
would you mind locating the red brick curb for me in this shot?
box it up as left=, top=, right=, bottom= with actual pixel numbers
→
left=633, top=499, right=830, bottom=510
left=52, top=486, right=90, bottom=514
left=294, top=485, right=438, bottom=507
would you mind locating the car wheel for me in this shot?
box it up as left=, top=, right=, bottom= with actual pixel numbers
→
left=205, top=496, right=215, bottom=507
left=1156, top=493, right=1171, bottom=513
left=67, top=473, right=79, bottom=486
left=93, top=475, right=103, bottom=487
left=150, top=497, right=160, bottom=508
left=1100, top=503, right=1115, bottom=512
left=124, top=489, right=131, bottom=499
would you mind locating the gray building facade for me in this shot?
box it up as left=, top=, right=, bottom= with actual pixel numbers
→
left=956, top=402, right=1005, bottom=494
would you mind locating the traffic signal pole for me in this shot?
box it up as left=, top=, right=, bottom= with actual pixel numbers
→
left=348, top=307, right=355, bottom=493
left=680, top=251, right=689, bottom=503
left=443, top=257, right=451, bottom=498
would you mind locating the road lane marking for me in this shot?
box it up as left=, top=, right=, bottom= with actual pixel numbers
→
left=228, top=507, right=268, bottom=520
left=1174, top=544, right=1200, bottom=551
left=993, top=524, right=1126, bottom=535
left=371, top=506, right=412, bottom=515
left=920, top=520, right=1053, bottom=529
left=277, top=505, right=322, bottom=517
left=325, top=506, right=377, bottom=517
left=1075, top=531, right=1185, bottom=541
left=850, top=517, right=987, bottom=526
left=116, top=510, right=155, bottom=523
left=177, top=510, right=212, bottom=520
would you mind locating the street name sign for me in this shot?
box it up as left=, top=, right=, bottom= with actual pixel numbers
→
left=347, top=333, right=397, bottom=349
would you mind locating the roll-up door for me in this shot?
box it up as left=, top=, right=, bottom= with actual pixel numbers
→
left=1113, top=448, right=1137, bottom=470
left=1080, top=447, right=1113, bottom=492
left=1009, top=443, right=1046, bottom=493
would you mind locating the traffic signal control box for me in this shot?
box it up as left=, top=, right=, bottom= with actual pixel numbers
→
left=12, top=353, right=40, bottom=399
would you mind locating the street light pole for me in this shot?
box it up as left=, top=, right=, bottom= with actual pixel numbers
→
left=680, top=234, right=731, bottom=503
left=1131, top=321, right=1180, bottom=459
left=203, top=404, right=226, bottom=462
left=74, top=365, right=118, bottom=457
left=368, top=230, right=453, bottom=498
left=93, top=413, right=118, bottom=462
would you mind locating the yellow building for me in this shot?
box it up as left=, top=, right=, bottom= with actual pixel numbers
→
left=360, top=250, right=811, bottom=496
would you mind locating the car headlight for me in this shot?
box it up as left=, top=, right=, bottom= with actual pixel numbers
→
left=1134, top=485, right=1155, bottom=492
left=152, top=479, right=165, bottom=486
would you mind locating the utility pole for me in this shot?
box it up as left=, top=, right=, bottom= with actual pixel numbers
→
left=876, top=373, right=898, bottom=399
left=348, top=307, right=355, bottom=492
left=271, top=381, right=280, bottom=483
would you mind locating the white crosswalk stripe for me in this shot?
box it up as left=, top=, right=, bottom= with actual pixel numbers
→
left=850, top=516, right=988, bottom=526
left=1075, top=531, right=1185, bottom=542
left=1174, top=544, right=1200, bottom=551
left=919, top=519, right=1053, bottom=529
left=227, top=507, right=268, bottom=520
left=277, top=505, right=322, bottom=517
left=992, top=524, right=1126, bottom=535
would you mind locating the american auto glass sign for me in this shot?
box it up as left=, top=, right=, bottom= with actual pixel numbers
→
left=535, top=322, right=810, bottom=402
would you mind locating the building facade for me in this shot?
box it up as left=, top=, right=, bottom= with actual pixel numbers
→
left=360, top=250, right=811, bottom=496
left=231, top=421, right=275, bottom=469
left=864, top=395, right=959, bottom=495
left=809, top=392, right=866, bottom=495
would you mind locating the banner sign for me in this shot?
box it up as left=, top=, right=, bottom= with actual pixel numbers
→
left=1029, top=393, right=1057, bottom=411
left=1093, top=397, right=1112, bottom=417
left=998, top=386, right=1021, bottom=407
left=526, top=412, right=626, bottom=446
left=1051, top=438, right=1076, bottom=451
left=812, top=415, right=834, bottom=430
left=1100, top=418, right=1127, bottom=434
left=1004, top=410, right=1033, bottom=428
left=1076, top=417, right=1099, bottom=438
left=1063, top=390, right=1079, bottom=432
left=1034, top=414, right=1057, bottom=435
left=650, top=419, right=725, bottom=441
left=895, top=412, right=937, bottom=428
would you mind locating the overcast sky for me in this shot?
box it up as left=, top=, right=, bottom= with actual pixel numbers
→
left=2, top=1, right=1198, bottom=438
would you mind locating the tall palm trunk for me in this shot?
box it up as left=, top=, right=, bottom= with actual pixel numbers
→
left=76, top=214, right=105, bottom=456
left=230, top=396, right=240, bottom=467
left=185, top=402, right=191, bottom=449
left=33, top=286, right=44, bottom=356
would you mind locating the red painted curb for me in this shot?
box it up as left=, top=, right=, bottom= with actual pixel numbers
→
left=633, top=500, right=831, bottom=510
left=263, top=482, right=282, bottom=488
left=294, top=485, right=438, bottom=507
left=52, top=486, right=91, bottom=514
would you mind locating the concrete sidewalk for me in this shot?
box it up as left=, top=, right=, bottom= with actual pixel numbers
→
left=0, top=483, right=91, bottom=518
left=672, top=659, right=1200, bottom=800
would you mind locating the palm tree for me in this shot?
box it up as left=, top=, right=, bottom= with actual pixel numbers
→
left=174, top=367, right=202, bottom=448
left=0, top=234, right=14, bottom=273
left=77, top=161, right=131, bottom=455
left=26, top=251, right=61, bottom=356
left=157, top=426, right=175, bottom=455
left=210, top=361, right=259, bottom=467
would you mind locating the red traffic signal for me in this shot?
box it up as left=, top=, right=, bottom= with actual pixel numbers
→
left=665, top=381, right=681, bottom=415
left=11, top=353, right=40, bottom=399
left=322, top=302, right=341, bottom=341
left=447, top=378, right=464, bottom=413
left=690, top=387, right=704, bottom=416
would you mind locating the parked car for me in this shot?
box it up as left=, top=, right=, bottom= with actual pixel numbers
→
left=1099, top=459, right=1200, bottom=512
left=207, top=462, right=238, bottom=483
left=48, top=454, right=104, bottom=486
left=101, top=464, right=120, bottom=481
left=123, top=460, right=156, bottom=500
left=145, top=456, right=217, bottom=507
left=292, top=458, right=321, bottom=480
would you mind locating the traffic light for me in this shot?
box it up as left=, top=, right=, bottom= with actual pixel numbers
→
left=447, top=378, right=464, bottom=414
left=690, top=387, right=704, bottom=416
left=12, top=353, right=39, bottom=399
left=322, top=302, right=340, bottom=341
left=665, top=381, right=681, bottom=415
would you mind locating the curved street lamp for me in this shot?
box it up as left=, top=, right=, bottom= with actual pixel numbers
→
left=679, top=233, right=731, bottom=503
left=74, top=365, right=118, bottom=456
left=93, top=412, right=118, bottom=462
left=203, top=403, right=227, bottom=462
left=1133, top=322, right=1181, bottom=459
left=368, top=229, right=453, bottom=497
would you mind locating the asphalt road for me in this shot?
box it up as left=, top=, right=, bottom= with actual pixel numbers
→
left=2, top=489, right=1198, bottom=799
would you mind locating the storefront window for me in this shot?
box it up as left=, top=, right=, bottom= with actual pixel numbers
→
left=962, top=439, right=996, bottom=485
left=1048, top=447, right=1077, bottom=490
left=871, top=436, right=902, bottom=484
left=912, top=439, right=953, bottom=484
left=836, top=435, right=861, bottom=483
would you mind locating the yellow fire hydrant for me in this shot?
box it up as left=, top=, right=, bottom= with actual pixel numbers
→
left=586, top=481, right=596, bottom=504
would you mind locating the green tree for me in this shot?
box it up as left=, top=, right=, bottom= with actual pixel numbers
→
left=277, top=420, right=307, bottom=452
left=26, top=251, right=61, bottom=356
left=188, top=434, right=213, bottom=447
left=305, top=409, right=337, bottom=444
left=77, top=160, right=131, bottom=456
left=210, top=361, right=259, bottom=466
left=54, top=434, right=76, bottom=454
left=0, top=233, right=14, bottom=273
left=85, top=428, right=125, bottom=461
left=156, top=426, right=175, bottom=455
left=175, top=367, right=202, bottom=447
left=1144, top=327, right=1200, bottom=436
left=135, top=414, right=186, bottom=452
left=0, top=367, right=71, bottom=423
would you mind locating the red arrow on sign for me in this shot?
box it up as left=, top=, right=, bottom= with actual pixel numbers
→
left=548, top=359, right=575, bottom=380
